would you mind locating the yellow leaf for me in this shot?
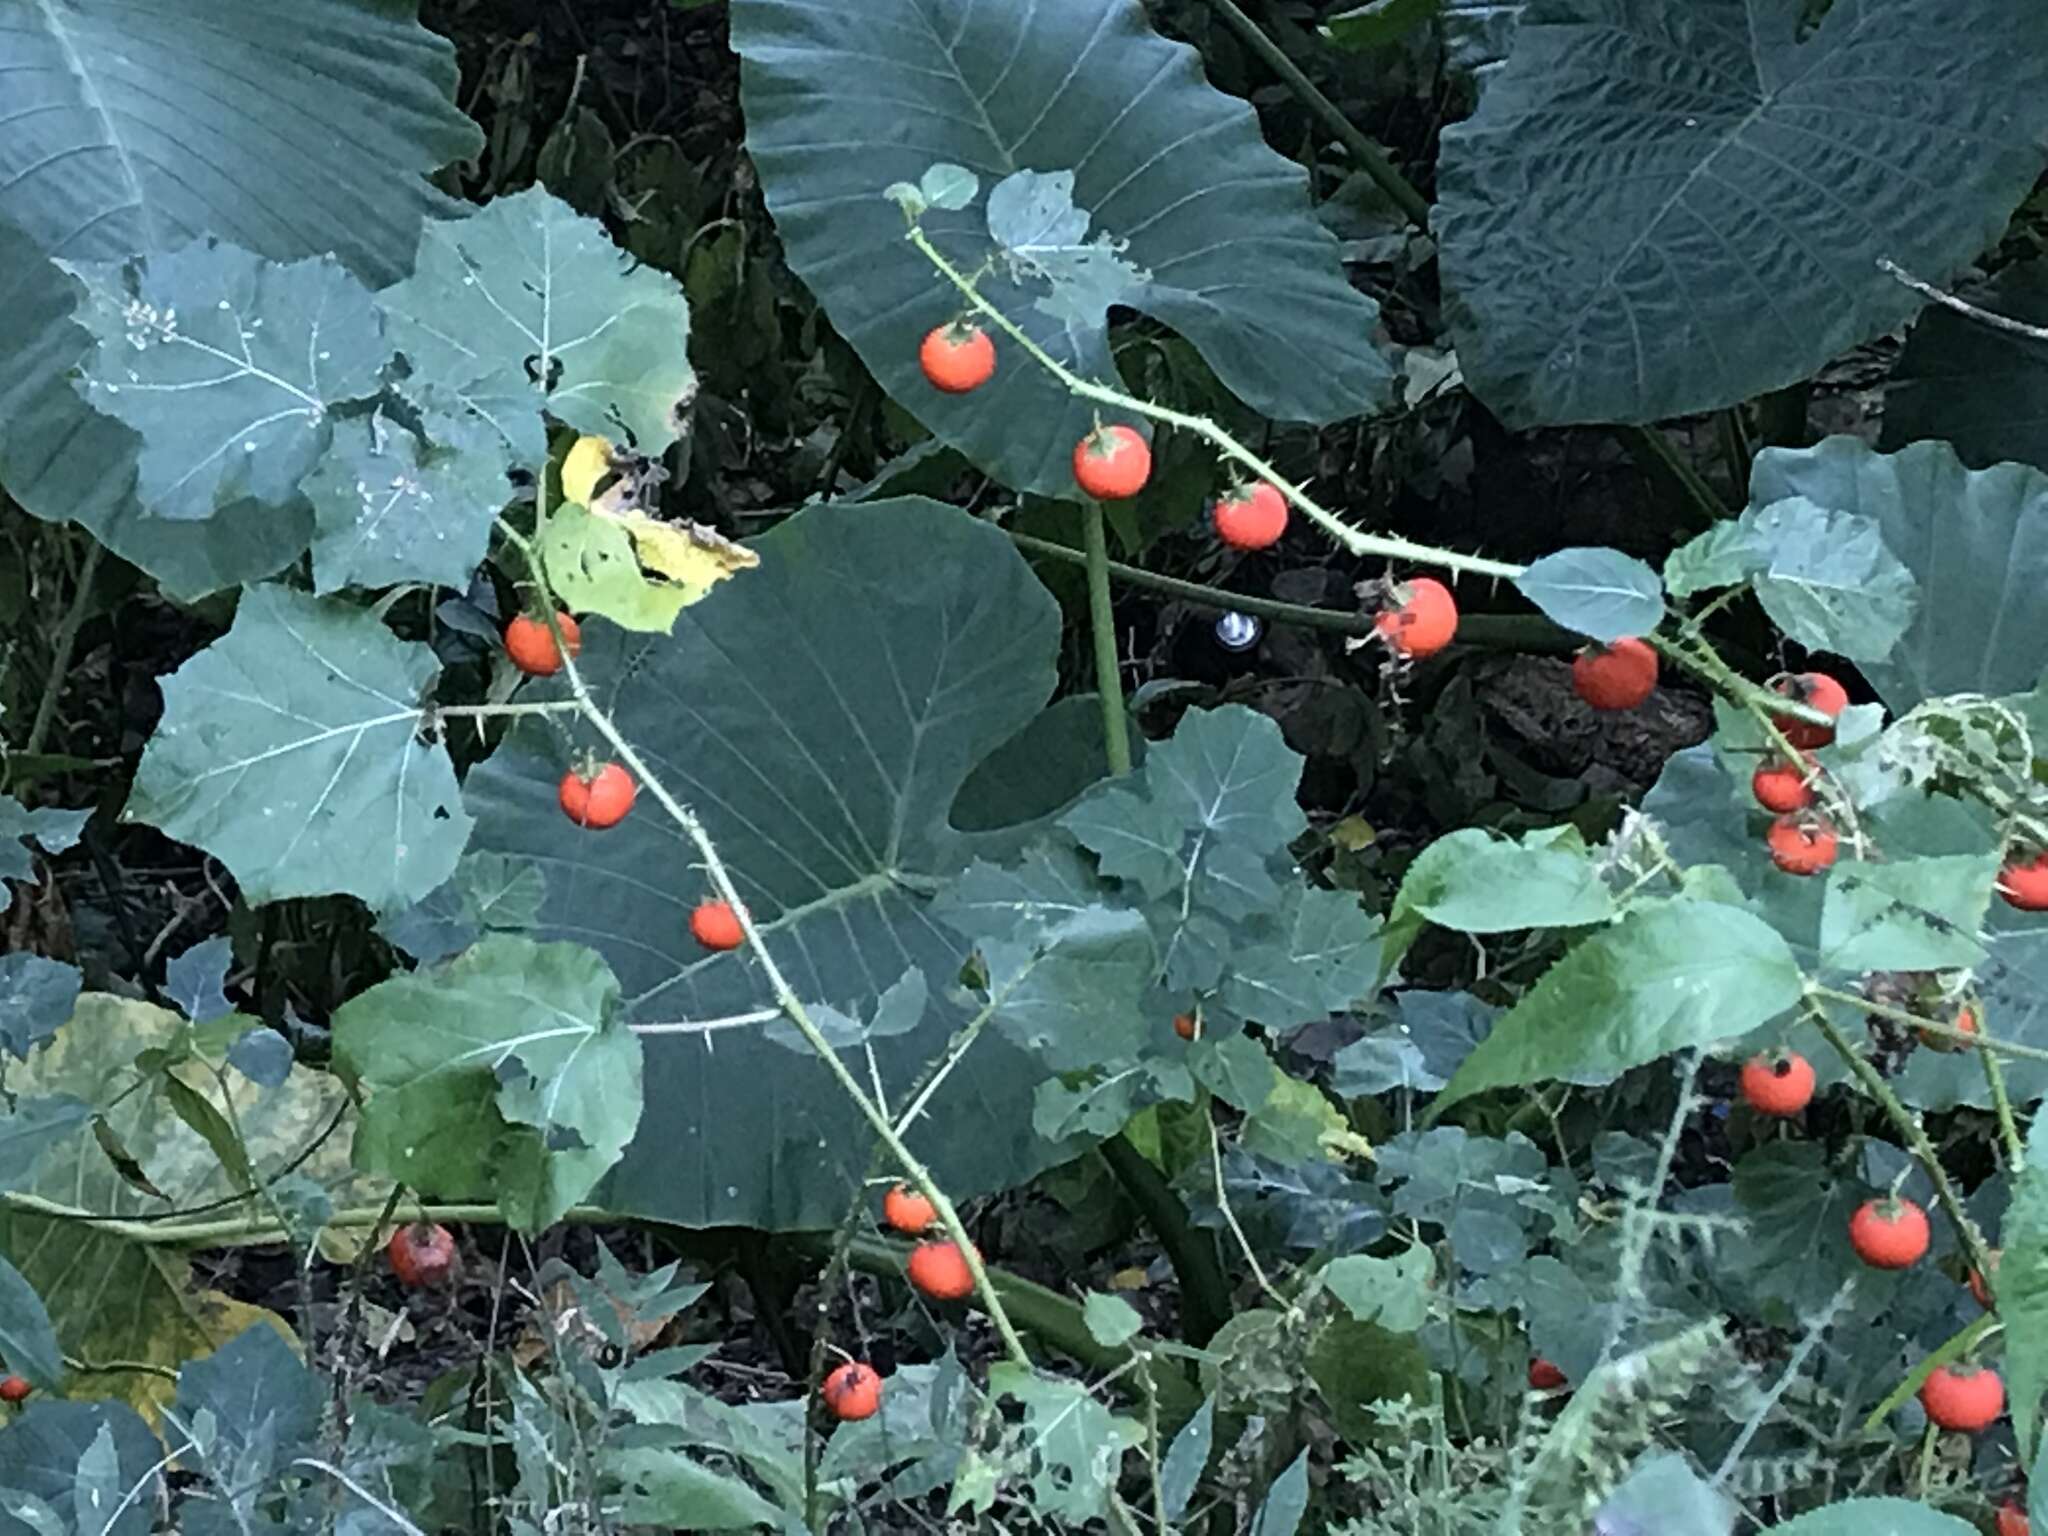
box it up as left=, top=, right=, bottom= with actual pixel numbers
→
left=1109, top=1267, right=1151, bottom=1292
left=561, top=434, right=616, bottom=509
left=616, top=511, right=759, bottom=607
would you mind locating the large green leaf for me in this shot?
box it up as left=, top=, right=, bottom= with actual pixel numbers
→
left=731, top=0, right=1392, bottom=499
left=462, top=498, right=1070, bottom=1230
left=1749, top=437, right=2048, bottom=710
left=1769, top=1501, right=1977, bottom=1536
left=125, top=585, right=472, bottom=910
left=1433, top=901, right=1802, bottom=1110
left=2002, top=1108, right=2048, bottom=1465
left=1436, top=0, right=2048, bottom=425
left=1885, top=260, right=2048, bottom=475
left=0, top=0, right=479, bottom=594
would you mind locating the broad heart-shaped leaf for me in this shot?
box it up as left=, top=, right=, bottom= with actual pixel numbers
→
left=0, top=0, right=479, bottom=598
left=0, top=1401, right=161, bottom=1536
left=1433, top=901, right=1802, bottom=1111
left=1770, top=1501, right=1977, bottom=1536
left=305, top=411, right=513, bottom=595
left=60, top=243, right=386, bottom=522
left=173, top=1322, right=321, bottom=1496
left=0, top=995, right=362, bottom=1421
left=380, top=188, right=695, bottom=464
left=126, top=585, right=472, bottom=910
left=1510, top=548, right=1663, bottom=642
left=333, top=936, right=640, bottom=1231
left=1749, top=437, right=2048, bottom=710
left=1390, top=827, right=1613, bottom=936
left=1885, top=260, right=2048, bottom=476
left=462, top=498, right=1070, bottom=1230
left=731, top=0, right=1392, bottom=500
left=1436, top=0, right=2048, bottom=426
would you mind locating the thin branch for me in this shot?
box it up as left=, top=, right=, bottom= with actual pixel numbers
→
left=1880, top=258, right=2048, bottom=345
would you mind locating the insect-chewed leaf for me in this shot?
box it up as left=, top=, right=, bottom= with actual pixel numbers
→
left=381, top=187, right=695, bottom=464
left=1738, top=497, right=1918, bottom=662
left=60, top=242, right=387, bottom=522
left=304, top=410, right=513, bottom=594
left=126, top=585, right=472, bottom=909
left=333, top=936, right=638, bottom=1231
left=989, top=1364, right=1143, bottom=1524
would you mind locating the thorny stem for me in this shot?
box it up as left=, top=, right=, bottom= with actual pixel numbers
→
left=498, top=519, right=1034, bottom=1370
left=908, top=226, right=1525, bottom=581
left=1805, top=1001, right=1996, bottom=1287
left=1207, top=1106, right=1283, bottom=1309
left=1981, top=1042, right=2027, bottom=1168
left=1804, top=983, right=2048, bottom=1067
left=1082, top=499, right=1134, bottom=775
left=25, top=541, right=103, bottom=757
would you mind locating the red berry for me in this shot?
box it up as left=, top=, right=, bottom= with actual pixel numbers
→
left=2001, top=851, right=2048, bottom=911
left=1767, top=813, right=1837, bottom=876
left=1072, top=425, right=1151, bottom=501
left=1969, top=1248, right=2001, bottom=1310
left=822, top=1360, right=884, bottom=1421
left=1739, top=1051, right=1815, bottom=1116
left=1571, top=638, right=1658, bottom=711
left=1773, top=672, right=1849, bottom=749
left=1921, top=1002, right=1980, bottom=1053
left=906, top=1240, right=976, bottom=1300
left=918, top=324, right=996, bottom=394
left=387, top=1222, right=457, bottom=1288
left=558, top=763, right=636, bottom=829
left=0, top=1376, right=29, bottom=1404
left=882, top=1183, right=936, bottom=1235
left=1999, top=1499, right=2030, bottom=1536
left=1920, top=1364, right=2005, bottom=1433
left=1848, top=1197, right=1929, bottom=1269
left=1751, top=754, right=1818, bottom=814
left=690, top=899, right=745, bottom=952
left=1173, top=1012, right=1198, bottom=1041
left=504, top=613, right=581, bottom=677
left=1527, top=1358, right=1566, bottom=1390
left=1374, top=577, right=1458, bottom=658
left=1213, top=483, right=1288, bottom=550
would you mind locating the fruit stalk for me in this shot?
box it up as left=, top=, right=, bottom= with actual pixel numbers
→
left=1081, top=500, right=1134, bottom=776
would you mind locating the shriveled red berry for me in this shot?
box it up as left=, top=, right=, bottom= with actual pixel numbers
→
left=690, top=899, right=745, bottom=952
left=2001, top=851, right=2048, bottom=911
left=1072, top=425, right=1151, bottom=500
left=1527, top=1358, right=1566, bottom=1390
left=822, top=1360, right=884, bottom=1420
left=1374, top=577, right=1458, bottom=658
left=1920, top=1363, right=2004, bottom=1433
left=1213, top=483, right=1288, bottom=550
left=1848, top=1197, right=1929, bottom=1269
left=1739, top=1051, right=1815, bottom=1116
left=1969, top=1248, right=2002, bottom=1310
left=1767, top=813, right=1837, bottom=876
left=882, top=1183, right=936, bottom=1235
left=387, top=1222, right=457, bottom=1288
left=918, top=324, right=996, bottom=394
left=1773, top=671, right=1849, bottom=749
left=1571, top=638, right=1658, bottom=711
left=907, top=1240, right=976, bottom=1300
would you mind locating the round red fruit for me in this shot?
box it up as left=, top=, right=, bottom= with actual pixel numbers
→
left=907, top=1240, right=976, bottom=1301
left=690, top=899, right=745, bottom=952
left=1571, top=638, right=1658, bottom=712
left=1767, top=814, right=1837, bottom=876
left=1173, top=1012, right=1198, bottom=1041
left=559, top=763, right=636, bottom=829
left=0, top=1377, right=29, bottom=1404
left=1999, top=1500, right=2030, bottom=1536
left=1920, top=1363, right=2004, bottom=1433
left=1072, top=425, right=1151, bottom=501
left=918, top=324, right=996, bottom=394
left=1773, top=671, right=1849, bottom=749
left=2001, top=851, right=2048, bottom=911
left=1752, top=755, right=1817, bottom=814
left=882, top=1183, right=936, bottom=1235
left=1739, top=1051, right=1815, bottom=1116
left=1374, top=577, right=1458, bottom=659
left=1848, top=1197, right=1929, bottom=1269
left=504, top=612, right=581, bottom=677
left=822, top=1360, right=884, bottom=1421
left=1921, top=1002, right=1980, bottom=1053
left=388, top=1222, right=457, bottom=1288
left=1970, top=1248, right=2002, bottom=1310
left=1527, top=1358, right=1566, bottom=1390
left=1213, top=483, right=1288, bottom=551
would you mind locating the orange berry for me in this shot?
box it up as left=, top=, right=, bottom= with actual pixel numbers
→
left=558, top=763, right=636, bottom=829
left=1848, top=1197, right=1929, bottom=1269
left=1767, top=813, right=1837, bottom=876
left=1739, top=1051, right=1815, bottom=1116
left=690, top=899, right=745, bottom=952
left=882, top=1183, right=936, bottom=1235
left=1921, top=1002, right=1980, bottom=1053
left=1920, top=1363, right=2004, bottom=1433
left=1213, top=483, right=1288, bottom=550
left=1571, top=638, right=1658, bottom=711
left=822, top=1360, right=884, bottom=1420
left=918, top=324, right=996, bottom=394
left=906, top=1240, right=976, bottom=1300
left=504, top=613, right=581, bottom=677
left=1374, top=577, right=1458, bottom=658
left=1072, top=425, right=1151, bottom=501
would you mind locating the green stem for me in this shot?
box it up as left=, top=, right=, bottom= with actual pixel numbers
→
left=1982, top=1041, right=2027, bottom=1168
left=1805, top=984, right=2048, bottom=1067
left=1201, top=0, right=1432, bottom=228
left=1099, top=1133, right=1232, bottom=1345
left=1616, top=424, right=1729, bottom=531
left=25, top=542, right=103, bottom=757
left=1859, top=1313, right=2000, bottom=1435
left=1081, top=501, right=1133, bottom=777
left=1806, top=1002, right=1995, bottom=1286
left=0, top=1193, right=583, bottom=1248
left=909, top=228, right=1523, bottom=581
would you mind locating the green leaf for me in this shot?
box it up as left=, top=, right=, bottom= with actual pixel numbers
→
left=1325, top=0, right=1444, bottom=51
left=1510, top=548, right=1663, bottom=641
left=463, top=500, right=1070, bottom=1230
left=1392, top=827, right=1613, bottom=935
left=381, top=187, right=695, bottom=463
left=1769, top=1500, right=1979, bottom=1536
left=1082, top=1292, right=1143, bottom=1349
left=1598, top=1451, right=1737, bottom=1536
left=333, top=936, right=639, bottom=1230
left=1306, top=1317, right=1430, bottom=1445
left=173, top=1322, right=321, bottom=1475
left=731, top=0, right=1393, bottom=499
left=125, top=584, right=472, bottom=910
left=1750, top=437, right=2048, bottom=710
left=1320, top=1247, right=1433, bottom=1333
left=1818, top=854, right=1999, bottom=974
left=1886, top=259, right=2048, bottom=475
left=0, top=1098, right=92, bottom=1193
left=0, top=1402, right=160, bottom=1536
left=608, top=1451, right=789, bottom=1530
left=0, top=0, right=478, bottom=596
left=0, top=1257, right=61, bottom=1389
left=2001, top=1109, right=2048, bottom=1463
left=1436, top=0, right=2048, bottom=425
left=0, top=802, right=88, bottom=887
left=60, top=244, right=385, bottom=522
left=1218, top=888, right=1381, bottom=1031
left=1665, top=520, right=1760, bottom=599
left=1728, top=1141, right=1865, bottom=1322
left=1189, top=1035, right=1277, bottom=1113
left=305, top=411, right=512, bottom=594
left=1250, top=1449, right=1311, bottom=1536
left=1741, top=498, right=1919, bottom=663
left=1434, top=902, right=1802, bottom=1110
left=0, top=959, right=80, bottom=1060
left=1158, top=1396, right=1213, bottom=1522
left=989, top=1364, right=1141, bottom=1524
